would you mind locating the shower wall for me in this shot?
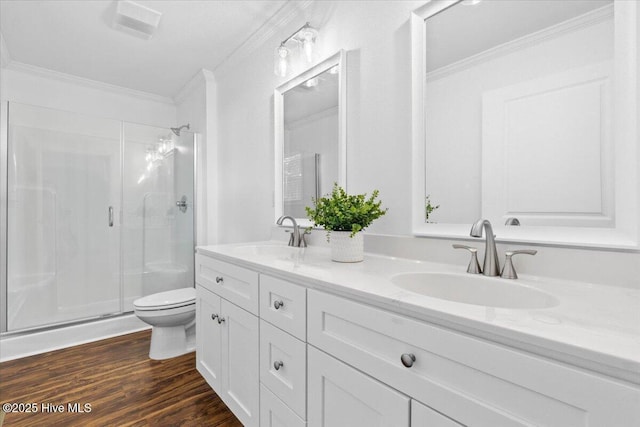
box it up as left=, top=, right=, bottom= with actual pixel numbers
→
left=4, top=103, right=195, bottom=332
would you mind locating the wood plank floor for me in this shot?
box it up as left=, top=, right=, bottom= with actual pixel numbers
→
left=0, top=330, right=243, bottom=426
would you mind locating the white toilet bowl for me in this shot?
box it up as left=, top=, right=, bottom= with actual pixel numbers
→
left=134, top=287, right=196, bottom=360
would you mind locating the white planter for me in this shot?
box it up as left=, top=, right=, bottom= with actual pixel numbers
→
left=330, top=231, right=364, bottom=263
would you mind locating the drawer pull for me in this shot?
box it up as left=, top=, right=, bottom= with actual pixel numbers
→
left=401, top=353, right=416, bottom=368
left=274, top=300, right=284, bottom=310
left=217, top=317, right=226, bottom=324
left=215, top=276, right=224, bottom=284
left=273, top=360, right=284, bottom=370
left=211, top=313, right=218, bottom=321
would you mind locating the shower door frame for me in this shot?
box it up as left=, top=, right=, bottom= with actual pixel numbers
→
left=1, top=101, right=8, bottom=333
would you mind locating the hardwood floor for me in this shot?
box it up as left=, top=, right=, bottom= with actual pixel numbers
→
left=0, top=330, right=243, bottom=426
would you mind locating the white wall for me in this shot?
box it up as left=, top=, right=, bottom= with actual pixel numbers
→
left=213, top=0, right=639, bottom=289
left=175, top=69, right=217, bottom=246
left=214, top=0, right=424, bottom=243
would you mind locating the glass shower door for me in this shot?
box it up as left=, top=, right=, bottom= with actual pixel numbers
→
left=6, top=103, right=122, bottom=331
left=122, top=123, right=194, bottom=311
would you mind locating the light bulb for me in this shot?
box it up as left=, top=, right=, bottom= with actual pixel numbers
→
left=299, top=28, right=317, bottom=63
left=304, top=77, right=319, bottom=88
left=274, top=45, right=290, bottom=77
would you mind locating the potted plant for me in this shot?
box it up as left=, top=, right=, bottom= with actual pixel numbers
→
left=305, top=184, right=387, bottom=262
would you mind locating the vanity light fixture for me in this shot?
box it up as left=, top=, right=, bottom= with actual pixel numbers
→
left=274, top=22, right=319, bottom=77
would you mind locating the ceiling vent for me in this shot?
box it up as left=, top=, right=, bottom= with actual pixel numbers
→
left=113, top=1, right=162, bottom=40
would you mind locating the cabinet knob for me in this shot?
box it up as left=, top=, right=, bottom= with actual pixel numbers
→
left=217, top=317, right=226, bottom=324
left=211, top=314, right=218, bottom=321
left=400, top=353, right=416, bottom=368
left=215, top=276, right=224, bottom=284
left=274, top=300, right=284, bottom=310
left=273, top=360, right=284, bottom=370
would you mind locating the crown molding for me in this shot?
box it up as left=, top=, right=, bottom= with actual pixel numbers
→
left=5, top=60, right=175, bottom=105
left=0, top=32, right=11, bottom=68
left=213, top=0, right=314, bottom=77
left=426, top=4, right=614, bottom=82
left=174, top=68, right=216, bottom=104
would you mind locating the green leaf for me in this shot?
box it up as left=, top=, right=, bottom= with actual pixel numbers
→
left=305, top=183, right=387, bottom=238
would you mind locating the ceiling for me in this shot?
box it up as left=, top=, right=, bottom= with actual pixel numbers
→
left=426, top=0, right=612, bottom=72
left=0, top=0, right=288, bottom=98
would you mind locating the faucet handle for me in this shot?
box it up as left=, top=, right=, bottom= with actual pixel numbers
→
left=284, top=229, right=295, bottom=246
left=300, top=230, right=309, bottom=248
left=501, top=249, right=537, bottom=279
left=452, top=244, right=482, bottom=274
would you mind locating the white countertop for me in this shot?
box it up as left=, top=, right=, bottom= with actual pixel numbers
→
left=197, top=241, right=640, bottom=385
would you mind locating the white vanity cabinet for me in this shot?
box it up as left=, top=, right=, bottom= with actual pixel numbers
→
left=195, top=248, right=640, bottom=427
left=259, top=275, right=308, bottom=426
left=307, top=289, right=640, bottom=427
left=196, top=255, right=260, bottom=427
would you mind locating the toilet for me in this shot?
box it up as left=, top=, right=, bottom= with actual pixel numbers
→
left=134, top=287, right=196, bottom=360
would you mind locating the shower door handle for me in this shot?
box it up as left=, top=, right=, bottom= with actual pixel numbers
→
left=176, top=195, right=188, bottom=213
left=108, top=206, right=114, bottom=227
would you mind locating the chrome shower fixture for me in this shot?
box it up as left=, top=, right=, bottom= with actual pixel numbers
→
left=171, top=124, right=190, bottom=136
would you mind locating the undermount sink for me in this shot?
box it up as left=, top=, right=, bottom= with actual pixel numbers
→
left=231, top=244, right=302, bottom=258
left=391, top=272, right=559, bottom=309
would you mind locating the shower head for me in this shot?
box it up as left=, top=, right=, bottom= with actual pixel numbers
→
left=170, top=124, right=190, bottom=136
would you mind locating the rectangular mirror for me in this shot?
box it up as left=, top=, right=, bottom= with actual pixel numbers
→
left=411, top=1, right=639, bottom=249
left=275, top=50, right=346, bottom=226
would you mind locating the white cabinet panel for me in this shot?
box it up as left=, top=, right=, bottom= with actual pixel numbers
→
left=260, top=275, right=307, bottom=340
left=261, top=384, right=307, bottom=427
left=196, top=254, right=259, bottom=314
left=412, top=400, right=463, bottom=427
left=221, top=298, right=260, bottom=427
left=196, top=285, right=222, bottom=390
left=307, top=345, right=410, bottom=427
left=196, top=284, right=260, bottom=427
left=308, top=289, right=640, bottom=427
left=260, top=320, right=307, bottom=418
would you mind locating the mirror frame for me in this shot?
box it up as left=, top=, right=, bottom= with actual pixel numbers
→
left=411, top=1, right=639, bottom=250
left=274, top=50, right=347, bottom=227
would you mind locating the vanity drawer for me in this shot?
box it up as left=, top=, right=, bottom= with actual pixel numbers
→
left=307, top=290, right=640, bottom=427
left=260, top=320, right=307, bottom=419
left=260, top=275, right=306, bottom=340
left=260, top=385, right=306, bottom=427
left=195, top=254, right=259, bottom=315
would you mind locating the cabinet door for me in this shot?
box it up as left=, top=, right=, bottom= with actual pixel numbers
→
left=221, top=299, right=260, bottom=427
left=260, top=320, right=307, bottom=418
left=412, top=400, right=463, bottom=427
left=196, top=285, right=222, bottom=391
left=261, top=385, right=307, bottom=427
left=308, top=346, right=410, bottom=427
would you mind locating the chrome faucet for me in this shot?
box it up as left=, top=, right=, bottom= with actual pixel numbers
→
left=276, top=215, right=307, bottom=247
left=470, top=219, right=500, bottom=276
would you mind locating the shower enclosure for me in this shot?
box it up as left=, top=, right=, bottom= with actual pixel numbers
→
left=1, top=102, right=195, bottom=333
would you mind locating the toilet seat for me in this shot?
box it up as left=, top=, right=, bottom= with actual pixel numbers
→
left=134, top=287, right=196, bottom=311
